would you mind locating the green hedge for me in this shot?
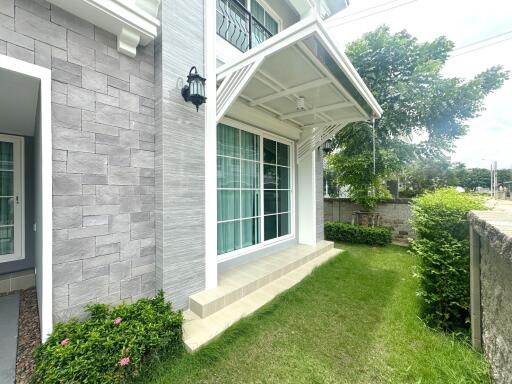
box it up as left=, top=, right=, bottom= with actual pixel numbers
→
left=410, top=188, right=485, bottom=332
left=324, top=221, right=392, bottom=245
left=33, top=291, right=182, bottom=384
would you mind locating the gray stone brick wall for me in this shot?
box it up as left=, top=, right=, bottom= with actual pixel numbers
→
left=0, top=0, right=156, bottom=322
left=324, top=198, right=414, bottom=242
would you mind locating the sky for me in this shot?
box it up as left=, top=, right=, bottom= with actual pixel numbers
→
left=326, top=0, right=512, bottom=169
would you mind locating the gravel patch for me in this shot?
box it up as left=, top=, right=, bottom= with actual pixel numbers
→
left=15, top=288, right=40, bottom=384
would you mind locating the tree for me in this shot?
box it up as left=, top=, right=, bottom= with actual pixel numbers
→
left=460, top=167, right=512, bottom=191
left=400, top=158, right=462, bottom=197
left=327, top=26, right=508, bottom=208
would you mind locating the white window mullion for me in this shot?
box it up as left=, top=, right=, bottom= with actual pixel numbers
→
left=259, top=134, right=264, bottom=245
left=239, top=129, right=243, bottom=250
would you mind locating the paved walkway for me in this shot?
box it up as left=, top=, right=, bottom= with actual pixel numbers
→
left=0, top=293, right=19, bottom=384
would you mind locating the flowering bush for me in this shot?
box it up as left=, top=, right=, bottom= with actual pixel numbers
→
left=32, top=291, right=183, bottom=383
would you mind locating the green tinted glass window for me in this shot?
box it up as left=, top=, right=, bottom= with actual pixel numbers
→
left=217, top=190, right=240, bottom=221
left=217, top=124, right=293, bottom=256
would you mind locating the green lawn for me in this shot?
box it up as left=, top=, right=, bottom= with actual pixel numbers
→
left=141, top=244, right=489, bottom=384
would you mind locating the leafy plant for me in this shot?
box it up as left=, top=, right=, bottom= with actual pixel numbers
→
left=328, top=148, right=398, bottom=210
left=32, top=291, right=183, bottom=384
left=410, top=188, right=485, bottom=332
left=324, top=221, right=392, bottom=246
left=327, top=26, right=508, bottom=205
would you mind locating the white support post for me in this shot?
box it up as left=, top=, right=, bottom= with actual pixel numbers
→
left=0, top=55, right=53, bottom=341
left=297, top=150, right=317, bottom=245
left=204, top=0, right=218, bottom=289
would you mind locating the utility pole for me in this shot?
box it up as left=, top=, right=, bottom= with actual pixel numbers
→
left=483, top=159, right=498, bottom=198
left=494, top=161, right=498, bottom=198
left=491, top=161, right=494, bottom=197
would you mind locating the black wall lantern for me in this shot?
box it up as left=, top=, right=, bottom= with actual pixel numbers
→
left=322, top=139, right=334, bottom=154
left=181, top=66, right=207, bottom=111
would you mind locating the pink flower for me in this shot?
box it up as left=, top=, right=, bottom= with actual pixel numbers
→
left=113, top=317, right=123, bottom=325
left=60, top=338, right=69, bottom=347
left=119, top=357, right=130, bottom=366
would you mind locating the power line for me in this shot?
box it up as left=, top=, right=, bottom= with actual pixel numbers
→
left=328, top=0, right=419, bottom=28
left=326, top=0, right=407, bottom=21
left=451, top=35, right=512, bottom=57
left=325, top=0, right=512, bottom=57
left=453, top=29, right=512, bottom=51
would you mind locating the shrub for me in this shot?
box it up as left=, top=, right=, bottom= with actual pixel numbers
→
left=410, top=188, right=485, bottom=332
left=324, top=221, right=392, bottom=245
left=32, top=291, right=183, bottom=384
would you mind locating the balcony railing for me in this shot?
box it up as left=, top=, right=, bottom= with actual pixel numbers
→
left=216, top=0, right=274, bottom=53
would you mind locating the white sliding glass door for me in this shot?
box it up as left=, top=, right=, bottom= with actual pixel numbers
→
left=217, top=123, right=293, bottom=260
left=0, top=135, right=23, bottom=263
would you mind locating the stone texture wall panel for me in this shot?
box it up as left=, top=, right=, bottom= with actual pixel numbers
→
left=0, top=0, right=156, bottom=322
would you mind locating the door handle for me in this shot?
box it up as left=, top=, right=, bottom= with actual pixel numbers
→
left=16, top=195, right=19, bottom=204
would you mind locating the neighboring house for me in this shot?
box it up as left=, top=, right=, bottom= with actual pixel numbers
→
left=0, top=0, right=382, bottom=342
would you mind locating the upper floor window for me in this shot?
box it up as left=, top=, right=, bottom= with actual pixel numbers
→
left=216, top=0, right=279, bottom=53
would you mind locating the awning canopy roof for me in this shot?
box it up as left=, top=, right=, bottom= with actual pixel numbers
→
left=217, top=15, right=382, bottom=160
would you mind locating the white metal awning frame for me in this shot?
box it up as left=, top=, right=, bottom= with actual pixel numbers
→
left=216, top=15, right=383, bottom=161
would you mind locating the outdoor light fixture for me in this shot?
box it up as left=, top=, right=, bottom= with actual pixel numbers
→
left=297, top=96, right=306, bottom=111
left=322, top=139, right=334, bottom=154
left=181, top=66, right=207, bottom=111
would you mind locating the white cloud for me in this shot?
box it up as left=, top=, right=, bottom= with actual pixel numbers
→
left=327, top=0, right=512, bottom=168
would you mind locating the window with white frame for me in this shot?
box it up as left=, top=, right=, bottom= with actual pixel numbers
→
left=251, top=0, right=279, bottom=46
left=216, top=0, right=280, bottom=52
left=217, top=123, right=292, bottom=257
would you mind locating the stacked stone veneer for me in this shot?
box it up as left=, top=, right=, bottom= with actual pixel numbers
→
left=0, top=0, right=156, bottom=322
left=324, top=198, right=413, bottom=242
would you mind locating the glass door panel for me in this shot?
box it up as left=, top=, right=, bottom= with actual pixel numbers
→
left=217, top=125, right=293, bottom=258
left=0, top=141, right=14, bottom=257
left=0, top=137, right=22, bottom=262
left=263, top=138, right=291, bottom=241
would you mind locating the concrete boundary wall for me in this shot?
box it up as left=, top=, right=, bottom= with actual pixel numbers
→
left=324, top=198, right=413, bottom=242
left=469, top=201, right=512, bottom=384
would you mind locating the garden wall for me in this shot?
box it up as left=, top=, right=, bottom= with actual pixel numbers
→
left=324, top=198, right=413, bottom=242
left=469, top=201, right=512, bottom=384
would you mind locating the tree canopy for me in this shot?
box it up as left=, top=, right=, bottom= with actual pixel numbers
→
left=399, top=160, right=512, bottom=197
left=328, top=26, right=508, bottom=208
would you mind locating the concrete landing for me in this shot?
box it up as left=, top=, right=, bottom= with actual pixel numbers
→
left=0, top=293, right=19, bottom=384
left=183, top=244, right=341, bottom=352
left=189, top=241, right=334, bottom=318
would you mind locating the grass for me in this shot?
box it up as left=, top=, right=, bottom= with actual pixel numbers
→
left=141, top=243, right=489, bottom=384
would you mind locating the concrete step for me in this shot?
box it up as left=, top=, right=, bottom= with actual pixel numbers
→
left=189, top=241, right=334, bottom=319
left=183, top=246, right=342, bottom=352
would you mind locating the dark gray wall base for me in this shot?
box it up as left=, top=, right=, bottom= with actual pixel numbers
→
left=0, top=269, right=35, bottom=294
